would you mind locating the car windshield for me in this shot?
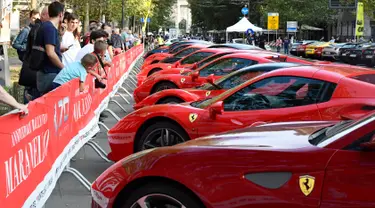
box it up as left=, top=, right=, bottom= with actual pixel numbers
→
left=190, top=87, right=237, bottom=109
left=198, top=70, right=265, bottom=90
left=310, top=113, right=375, bottom=146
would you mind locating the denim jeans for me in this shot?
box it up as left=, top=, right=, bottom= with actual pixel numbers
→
left=36, top=71, right=58, bottom=95
left=23, top=87, right=40, bottom=104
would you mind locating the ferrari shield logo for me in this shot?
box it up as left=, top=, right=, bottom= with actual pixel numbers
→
left=189, top=113, right=198, bottom=123
left=299, top=175, right=315, bottom=196
left=180, top=69, right=184, bottom=74
left=181, top=78, right=185, bottom=83
left=206, top=91, right=211, bottom=96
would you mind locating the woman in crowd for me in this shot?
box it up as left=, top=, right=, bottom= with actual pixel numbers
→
left=61, top=13, right=81, bottom=65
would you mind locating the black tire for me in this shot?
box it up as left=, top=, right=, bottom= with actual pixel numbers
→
left=153, top=82, right=178, bottom=93
left=157, top=97, right=184, bottom=104
left=147, top=68, right=162, bottom=76
left=120, top=182, right=204, bottom=208
left=135, top=121, right=189, bottom=152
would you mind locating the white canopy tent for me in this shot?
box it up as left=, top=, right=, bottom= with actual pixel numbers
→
left=226, top=17, right=263, bottom=42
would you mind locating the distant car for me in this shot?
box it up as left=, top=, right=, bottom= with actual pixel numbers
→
left=346, top=43, right=374, bottom=65
left=164, top=38, right=179, bottom=46
left=107, top=64, right=375, bottom=161
left=296, top=41, right=316, bottom=57
left=133, top=62, right=304, bottom=109
left=337, top=43, right=360, bottom=63
left=290, top=42, right=302, bottom=56
left=208, top=43, right=262, bottom=50
left=322, top=43, right=348, bottom=60
left=305, top=42, right=333, bottom=59
left=92, top=112, right=375, bottom=208
left=361, top=44, right=375, bottom=67
left=232, top=38, right=246, bottom=44
left=133, top=53, right=307, bottom=103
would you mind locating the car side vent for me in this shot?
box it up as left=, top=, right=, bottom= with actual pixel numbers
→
left=362, top=105, right=375, bottom=111
left=245, top=172, right=292, bottom=189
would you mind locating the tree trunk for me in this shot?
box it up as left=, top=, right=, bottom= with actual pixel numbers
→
left=84, top=2, right=89, bottom=33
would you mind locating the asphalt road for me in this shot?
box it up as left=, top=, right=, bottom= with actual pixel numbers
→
left=44, top=58, right=143, bottom=208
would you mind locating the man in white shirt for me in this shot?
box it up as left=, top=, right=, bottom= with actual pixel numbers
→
left=61, top=13, right=81, bottom=65
left=75, top=30, right=111, bottom=62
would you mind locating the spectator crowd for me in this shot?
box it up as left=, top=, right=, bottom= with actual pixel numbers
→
left=0, top=1, right=144, bottom=114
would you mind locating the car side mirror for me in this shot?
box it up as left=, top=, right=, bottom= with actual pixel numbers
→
left=191, top=63, right=198, bottom=70
left=209, top=101, right=223, bottom=119
left=191, top=70, right=199, bottom=81
left=173, top=61, right=180, bottom=68
left=206, top=74, right=215, bottom=84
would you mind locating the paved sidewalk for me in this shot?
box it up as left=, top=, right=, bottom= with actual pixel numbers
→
left=45, top=60, right=142, bottom=208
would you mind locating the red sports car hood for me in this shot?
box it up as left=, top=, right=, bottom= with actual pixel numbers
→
left=178, top=121, right=337, bottom=150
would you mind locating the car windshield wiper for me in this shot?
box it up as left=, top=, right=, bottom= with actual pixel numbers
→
left=207, top=82, right=222, bottom=90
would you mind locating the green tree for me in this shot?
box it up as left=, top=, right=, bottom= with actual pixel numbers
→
left=259, top=0, right=337, bottom=29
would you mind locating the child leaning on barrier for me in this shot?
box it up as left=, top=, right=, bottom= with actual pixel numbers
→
left=91, top=40, right=111, bottom=79
left=52, top=53, right=102, bottom=92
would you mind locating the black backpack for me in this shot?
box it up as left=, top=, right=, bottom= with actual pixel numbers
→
left=27, top=20, right=46, bottom=71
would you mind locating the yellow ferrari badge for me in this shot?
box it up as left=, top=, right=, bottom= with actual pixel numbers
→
left=189, top=113, right=198, bottom=123
left=181, top=78, right=185, bottom=83
left=168, top=65, right=171, bottom=68
left=206, top=91, right=211, bottom=96
left=180, top=69, right=184, bottom=74
left=299, top=175, right=315, bottom=196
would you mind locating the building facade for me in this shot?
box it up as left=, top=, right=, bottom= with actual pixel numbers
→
left=170, top=0, right=192, bottom=35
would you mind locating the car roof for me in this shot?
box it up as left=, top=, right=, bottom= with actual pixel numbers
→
left=208, top=43, right=262, bottom=50
left=265, top=64, right=375, bottom=81
left=194, top=48, right=236, bottom=53
left=231, top=62, right=304, bottom=74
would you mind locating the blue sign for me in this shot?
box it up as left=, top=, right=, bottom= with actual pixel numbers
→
left=246, top=28, right=254, bottom=35
left=141, top=18, right=151, bottom=23
left=241, top=7, right=249, bottom=15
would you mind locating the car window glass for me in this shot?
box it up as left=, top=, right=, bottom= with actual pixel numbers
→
left=175, top=48, right=200, bottom=58
left=218, top=70, right=265, bottom=89
left=223, top=76, right=326, bottom=111
left=199, top=58, right=256, bottom=77
left=351, top=74, right=375, bottom=85
left=180, top=52, right=214, bottom=64
left=197, top=53, right=231, bottom=68
left=171, top=45, right=189, bottom=53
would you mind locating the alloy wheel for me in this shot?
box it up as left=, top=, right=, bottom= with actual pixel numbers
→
left=130, top=193, right=187, bottom=208
left=142, top=128, right=185, bottom=150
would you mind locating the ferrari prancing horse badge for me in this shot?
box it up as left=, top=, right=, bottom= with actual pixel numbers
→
left=189, top=113, right=198, bottom=123
left=206, top=91, right=211, bottom=96
left=299, top=175, right=315, bottom=196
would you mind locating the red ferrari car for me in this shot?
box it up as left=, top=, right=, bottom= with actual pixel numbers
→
left=93, top=112, right=375, bottom=208
left=108, top=65, right=375, bottom=161
left=134, top=62, right=303, bottom=109
left=143, top=42, right=210, bottom=69
left=138, top=48, right=235, bottom=85
left=134, top=53, right=312, bottom=103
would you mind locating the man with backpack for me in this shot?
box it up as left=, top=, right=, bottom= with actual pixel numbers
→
left=18, top=7, right=49, bottom=103
left=12, top=9, right=40, bottom=62
left=34, top=2, right=65, bottom=95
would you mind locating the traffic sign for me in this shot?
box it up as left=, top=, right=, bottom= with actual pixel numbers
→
left=241, top=7, right=249, bottom=15
left=267, top=12, right=279, bottom=30
left=141, top=18, right=151, bottom=23
left=286, top=21, right=298, bottom=32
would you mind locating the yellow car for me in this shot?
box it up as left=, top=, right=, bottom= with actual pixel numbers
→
left=305, top=42, right=333, bottom=58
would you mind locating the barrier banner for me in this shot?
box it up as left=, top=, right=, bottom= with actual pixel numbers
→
left=0, top=45, right=144, bottom=208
